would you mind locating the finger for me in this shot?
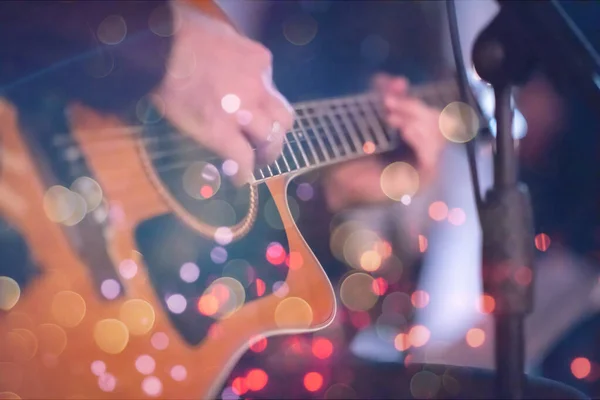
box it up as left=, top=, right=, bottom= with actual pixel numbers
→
left=383, top=96, right=430, bottom=119
left=241, top=107, right=273, bottom=146
left=372, top=73, right=392, bottom=91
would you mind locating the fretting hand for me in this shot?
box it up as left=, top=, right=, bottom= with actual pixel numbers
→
left=153, top=0, right=294, bottom=186
left=323, top=74, right=447, bottom=212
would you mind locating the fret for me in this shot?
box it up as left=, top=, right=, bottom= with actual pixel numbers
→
left=272, top=159, right=283, bottom=174
left=321, top=107, right=354, bottom=158
left=334, top=102, right=364, bottom=153
left=354, top=98, right=389, bottom=150
left=265, top=164, right=274, bottom=177
left=294, top=118, right=321, bottom=166
left=283, top=134, right=302, bottom=169
left=248, top=77, right=465, bottom=183
left=289, top=125, right=312, bottom=167
left=305, top=105, right=341, bottom=160
left=340, top=100, right=377, bottom=151
left=278, top=145, right=292, bottom=172
left=314, top=103, right=348, bottom=159
left=366, top=98, right=397, bottom=145
left=323, top=100, right=358, bottom=156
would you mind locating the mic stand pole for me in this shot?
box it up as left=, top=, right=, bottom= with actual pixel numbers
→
left=471, top=10, right=537, bottom=399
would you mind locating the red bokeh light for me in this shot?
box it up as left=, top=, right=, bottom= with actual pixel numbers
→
left=266, top=243, right=286, bottom=265
left=200, top=185, right=214, bottom=199
left=232, top=377, right=248, bottom=395
left=535, top=233, right=551, bottom=252
left=256, top=279, right=266, bottom=297
left=349, top=311, right=371, bottom=329
left=304, top=372, right=323, bottom=392
left=249, top=335, right=268, bottom=353
left=571, top=357, right=591, bottom=379
left=478, top=294, right=496, bottom=314
left=371, top=277, right=388, bottom=296
left=312, top=337, right=333, bottom=360
left=246, top=369, right=268, bottom=391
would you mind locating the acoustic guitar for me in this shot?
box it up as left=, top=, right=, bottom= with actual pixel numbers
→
left=0, top=1, right=469, bottom=399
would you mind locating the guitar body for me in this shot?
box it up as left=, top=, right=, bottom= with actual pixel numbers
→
left=0, top=2, right=335, bottom=398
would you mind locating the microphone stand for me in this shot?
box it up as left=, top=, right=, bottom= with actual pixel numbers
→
left=471, top=9, right=537, bottom=400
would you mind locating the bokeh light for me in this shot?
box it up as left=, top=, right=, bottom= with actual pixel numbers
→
left=448, top=207, right=467, bottom=226
left=283, top=14, right=318, bottom=46
left=182, top=162, right=221, bottom=200
left=380, top=162, right=419, bottom=201
left=246, top=368, right=268, bottom=391
left=274, top=297, right=313, bottom=329
left=304, top=372, right=324, bottom=392
left=535, top=233, right=551, bottom=252
left=0, top=276, right=20, bottom=311
left=51, top=291, right=86, bottom=328
left=312, top=337, right=333, bottom=359
left=221, top=94, right=241, bottom=114
left=571, top=357, right=592, bottom=379
left=411, top=290, right=430, bottom=309
left=340, top=273, right=378, bottom=312
left=428, top=201, right=448, bottom=221
left=438, top=101, right=480, bottom=143
left=408, top=325, right=430, bottom=348
left=466, top=328, right=486, bottom=348
left=179, top=262, right=200, bottom=283
left=119, top=299, right=155, bottom=335
left=93, top=319, right=129, bottom=354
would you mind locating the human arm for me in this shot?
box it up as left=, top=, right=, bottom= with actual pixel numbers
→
left=0, top=0, right=294, bottom=185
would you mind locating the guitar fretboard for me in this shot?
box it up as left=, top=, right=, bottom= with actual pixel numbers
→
left=252, top=78, right=459, bottom=183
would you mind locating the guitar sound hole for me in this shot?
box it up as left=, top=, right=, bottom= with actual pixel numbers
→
left=141, top=120, right=252, bottom=229
left=135, top=183, right=290, bottom=346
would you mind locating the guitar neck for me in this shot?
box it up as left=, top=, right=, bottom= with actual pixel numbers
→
left=252, top=78, right=459, bottom=183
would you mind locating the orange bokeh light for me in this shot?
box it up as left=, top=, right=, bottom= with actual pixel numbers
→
left=363, top=141, right=376, bottom=154
left=411, top=290, right=430, bottom=308
left=394, top=333, right=410, bottom=351
left=197, top=294, right=219, bottom=316
left=408, top=325, right=430, bottom=348
left=428, top=201, right=448, bottom=221
left=418, top=235, right=428, bottom=253
left=466, top=328, right=486, bottom=348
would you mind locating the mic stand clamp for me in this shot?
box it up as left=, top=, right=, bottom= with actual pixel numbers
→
left=472, top=9, right=537, bottom=400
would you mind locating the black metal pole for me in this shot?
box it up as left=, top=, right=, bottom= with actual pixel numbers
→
left=472, top=10, right=537, bottom=399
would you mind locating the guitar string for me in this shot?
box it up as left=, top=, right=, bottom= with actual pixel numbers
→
left=74, top=93, right=453, bottom=194
left=66, top=92, right=452, bottom=180
left=58, top=84, right=457, bottom=170
left=77, top=86, right=459, bottom=203
left=52, top=79, right=459, bottom=149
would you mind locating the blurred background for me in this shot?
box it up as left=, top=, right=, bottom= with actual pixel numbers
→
left=213, top=1, right=600, bottom=398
